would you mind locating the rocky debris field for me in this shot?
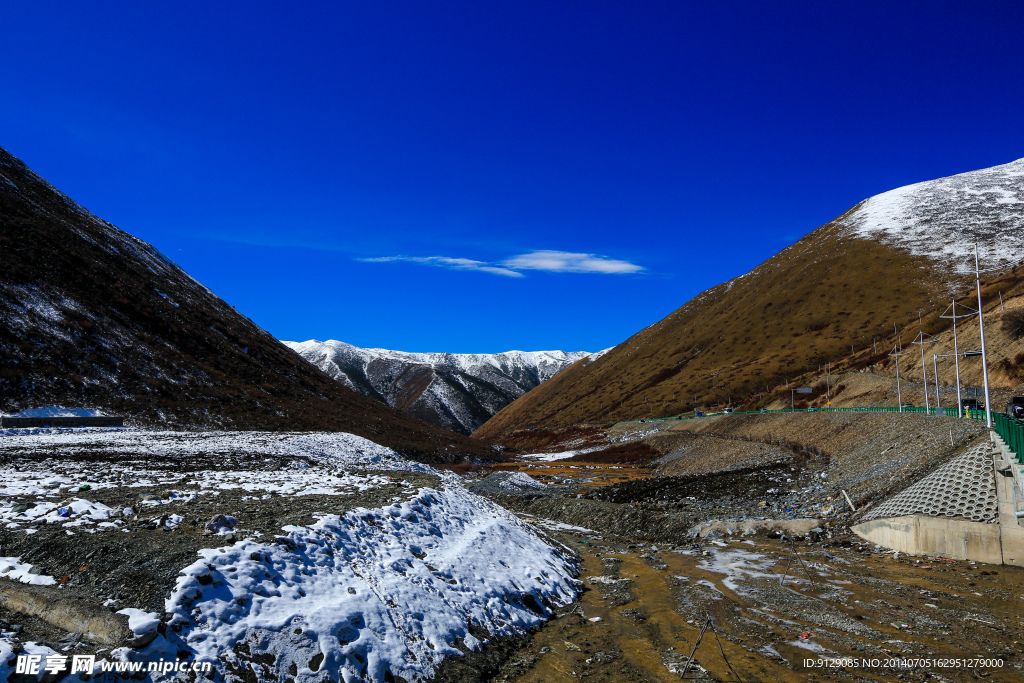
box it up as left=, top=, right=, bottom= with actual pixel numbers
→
left=492, top=517, right=1024, bottom=682
left=0, top=430, right=581, bottom=683
left=488, top=412, right=991, bottom=535
left=655, top=412, right=988, bottom=508
left=462, top=410, right=1023, bottom=680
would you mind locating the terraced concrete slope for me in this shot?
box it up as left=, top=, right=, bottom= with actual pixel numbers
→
left=0, top=145, right=495, bottom=462
left=475, top=158, right=1024, bottom=442
left=285, top=340, right=598, bottom=434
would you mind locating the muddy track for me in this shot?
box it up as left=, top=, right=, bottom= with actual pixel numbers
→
left=491, top=518, right=1024, bottom=682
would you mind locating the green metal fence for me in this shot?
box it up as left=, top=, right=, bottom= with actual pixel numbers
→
left=993, top=413, right=1024, bottom=464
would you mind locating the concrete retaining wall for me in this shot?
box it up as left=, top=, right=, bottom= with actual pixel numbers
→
left=852, top=433, right=1024, bottom=567
left=851, top=515, right=1004, bottom=564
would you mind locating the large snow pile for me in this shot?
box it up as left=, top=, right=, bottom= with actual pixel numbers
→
left=143, top=486, right=577, bottom=682
left=844, top=156, right=1024, bottom=273
left=0, top=430, right=580, bottom=683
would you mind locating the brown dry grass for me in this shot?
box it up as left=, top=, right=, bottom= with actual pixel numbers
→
left=475, top=215, right=1012, bottom=443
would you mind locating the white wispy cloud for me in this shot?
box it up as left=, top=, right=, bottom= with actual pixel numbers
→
left=501, top=250, right=644, bottom=274
left=359, top=250, right=643, bottom=277
left=358, top=256, right=524, bottom=277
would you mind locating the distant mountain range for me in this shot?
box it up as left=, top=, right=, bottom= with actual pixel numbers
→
left=284, top=340, right=603, bottom=434
left=476, top=157, right=1024, bottom=443
left=0, top=145, right=496, bottom=463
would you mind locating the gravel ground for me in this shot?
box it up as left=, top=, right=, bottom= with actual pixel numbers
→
left=0, top=448, right=439, bottom=615
left=658, top=412, right=988, bottom=509
left=652, top=432, right=796, bottom=477
left=493, top=520, right=1024, bottom=682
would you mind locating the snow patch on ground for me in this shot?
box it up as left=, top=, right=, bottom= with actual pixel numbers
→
left=147, top=486, right=578, bottom=682
left=697, top=548, right=778, bottom=596
left=520, top=449, right=581, bottom=462
left=0, top=556, right=57, bottom=585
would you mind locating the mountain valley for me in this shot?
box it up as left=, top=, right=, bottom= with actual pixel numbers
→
left=285, top=340, right=599, bottom=434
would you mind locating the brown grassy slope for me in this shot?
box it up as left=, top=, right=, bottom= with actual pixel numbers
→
left=854, top=266, right=1024, bottom=389
left=745, top=266, right=1024, bottom=411
left=474, top=217, right=977, bottom=442
left=0, top=145, right=495, bottom=463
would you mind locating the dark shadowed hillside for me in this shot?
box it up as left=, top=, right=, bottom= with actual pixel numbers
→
left=0, top=146, right=496, bottom=462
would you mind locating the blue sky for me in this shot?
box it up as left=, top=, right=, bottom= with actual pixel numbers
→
left=3, top=2, right=1023, bottom=353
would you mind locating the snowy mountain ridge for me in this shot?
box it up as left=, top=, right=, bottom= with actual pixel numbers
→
left=844, top=156, right=1024, bottom=274
left=285, top=339, right=604, bottom=434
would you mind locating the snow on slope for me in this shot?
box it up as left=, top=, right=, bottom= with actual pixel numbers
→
left=286, top=341, right=591, bottom=384
left=161, top=486, right=577, bottom=682
left=283, top=340, right=599, bottom=434
left=0, top=430, right=580, bottom=683
left=844, top=156, right=1024, bottom=272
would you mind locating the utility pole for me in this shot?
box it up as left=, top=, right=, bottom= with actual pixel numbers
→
left=911, top=311, right=940, bottom=414
left=975, top=245, right=993, bottom=428
left=952, top=299, right=962, bottom=418
left=933, top=354, right=941, bottom=414
left=939, top=298, right=975, bottom=418
left=826, top=361, right=831, bottom=403
left=918, top=311, right=928, bottom=413
left=890, top=324, right=910, bottom=412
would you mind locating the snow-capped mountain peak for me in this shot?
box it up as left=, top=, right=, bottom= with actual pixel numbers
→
left=284, top=340, right=599, bottom=434
left=844, top=156, right=1024, bottom=273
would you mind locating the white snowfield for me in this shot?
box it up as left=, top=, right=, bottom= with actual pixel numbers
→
left=844, top=156, right=1024, bottom=273
left=0, top=429, right=429, bottom=472
left=0, top=430, right=581, bottom=683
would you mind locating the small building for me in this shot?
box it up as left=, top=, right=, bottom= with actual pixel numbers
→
left=0, top=407, right=124, bottom=428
